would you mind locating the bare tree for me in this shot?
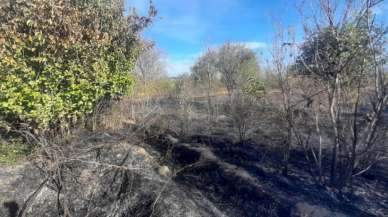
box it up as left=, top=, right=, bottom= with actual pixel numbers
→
left=270, top=26, right=298, bottom=176
left=229, top=90, right=259, bottom=142
left=191, top=48, right=219, bottom=118
left=134, top=41, right=167, bottom=86
left=173, top=74, right=195, bottom=137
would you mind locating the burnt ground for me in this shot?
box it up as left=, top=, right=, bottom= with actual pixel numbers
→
left=140, top=97, right=388, bottom=217
left=143, top=130, right=388, bottom=217
left=0, top=128, right=387, bottom=217
left=0, top=97, right=387, bottom=217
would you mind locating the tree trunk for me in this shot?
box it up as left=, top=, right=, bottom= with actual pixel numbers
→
left=282, top=127, right=292, bottom=176
left=282, top=90, right=293, bottom=176
left=329, top=76, right=340, bottom=185
left=207, top=78, right=213, bottom=118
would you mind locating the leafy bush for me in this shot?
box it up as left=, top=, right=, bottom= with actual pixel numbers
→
left=0, top=0, right=154, bottom=133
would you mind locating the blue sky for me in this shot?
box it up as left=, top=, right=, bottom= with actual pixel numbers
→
left=126, top=0, right=387, bottom=76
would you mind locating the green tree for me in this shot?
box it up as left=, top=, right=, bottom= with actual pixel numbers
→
left=295, top=1, right=387, bottom=186
left=192, top=43, right=261, bottom=101
left=216, top=43, right=260, bottom=100
left=0, top=0, right=155, bottom=133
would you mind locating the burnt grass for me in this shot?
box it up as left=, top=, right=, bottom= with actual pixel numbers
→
left=136, top=97, right=388, bottom=217
left=144, top=128, right=387, bottom=217
left=1, top=97, right=387, bottom=217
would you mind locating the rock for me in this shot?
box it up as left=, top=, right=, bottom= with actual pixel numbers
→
left=158, top=165, right=172, bottom=177
left=10, top=141, right=225, bottom=217
left=166, top=134, right=179, bottom=145
left=134, top=146, right=152, bottom=162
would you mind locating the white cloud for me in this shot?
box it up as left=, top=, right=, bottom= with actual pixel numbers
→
left=167, top=52, right=202, bottom=76
left=242, top=42, right=268, bottom=50
left=168, top=59, right=193, bottom=76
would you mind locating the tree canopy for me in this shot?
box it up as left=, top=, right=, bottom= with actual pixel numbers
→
left=296, top=19, right=386, bottom=85
left=191, top=43, right=261, bottom=99
left=0, top=0, right=155, bottom=132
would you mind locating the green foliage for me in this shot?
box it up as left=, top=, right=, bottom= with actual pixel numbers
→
left=0, top=138, right=30, bottom=165
left=191, top=44, right=261, bottom=97
left=238, top=53, right=262, bottom=95
left=216, top=43, right=260, bottom=95
left=0, top=0, right=154, bottom=133
left=191, top=49, right=218, bottom=85
left=242, top=77, right=265, bottom=98
left=296, top=20, right=385, bottom=84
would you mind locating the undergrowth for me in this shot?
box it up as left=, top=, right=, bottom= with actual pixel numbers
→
left=0, top=138, right=30, bottom=165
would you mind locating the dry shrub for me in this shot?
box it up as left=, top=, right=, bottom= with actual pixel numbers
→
left=229, top=92, right=258, bottom=142
left=98, top=100, right=133, bottom=132
left=96, top=98, right=161, bottom=133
